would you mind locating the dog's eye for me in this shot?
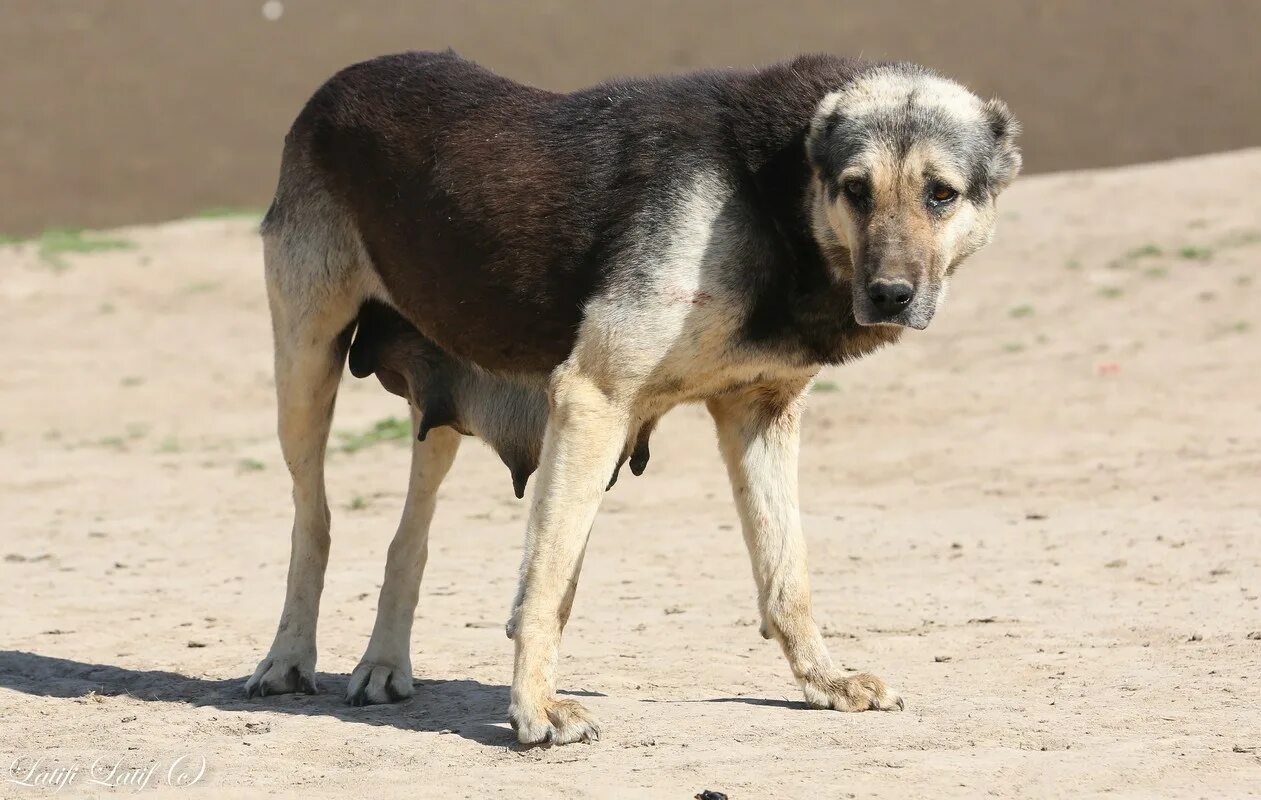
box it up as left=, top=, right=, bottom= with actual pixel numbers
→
left=927, top=183, right=958, bottom=207
left=841, top=178, right=871, bottom=207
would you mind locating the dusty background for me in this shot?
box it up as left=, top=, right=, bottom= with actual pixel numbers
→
left=1, top=149, right=1259, bottom=796
left=3, top=0, right=1261, bottom=235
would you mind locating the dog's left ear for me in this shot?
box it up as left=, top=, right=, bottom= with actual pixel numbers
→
left=982, top=98, right=1022, bottom=195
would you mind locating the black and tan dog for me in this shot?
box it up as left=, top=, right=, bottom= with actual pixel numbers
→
left=246, top=51, right=1021, bottom=745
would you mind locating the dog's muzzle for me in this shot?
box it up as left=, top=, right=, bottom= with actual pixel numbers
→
left=854, top=278, right=938, bottom=330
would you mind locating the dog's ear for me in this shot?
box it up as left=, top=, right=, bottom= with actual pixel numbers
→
left=806, top=109, right=847, bottom=177
left=982, top=98, right=1022, bottom=195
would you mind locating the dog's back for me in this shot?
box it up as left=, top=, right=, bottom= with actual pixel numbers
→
left=266, top=50, right=622, bottom=372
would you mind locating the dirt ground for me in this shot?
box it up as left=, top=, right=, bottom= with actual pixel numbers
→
left=1, top=149, right=1260, bottom=798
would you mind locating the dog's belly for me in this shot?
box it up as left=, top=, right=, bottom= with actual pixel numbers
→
left=350, top=301, right=676, bottom=498
left=348, top=299, right=805, bottom=499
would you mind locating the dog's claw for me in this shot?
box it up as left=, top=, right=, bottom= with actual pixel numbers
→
left=510, top=697, right=601, bottom=746
left=345, top=662, right=415, bottom=706
left=801, top=670, right=903, bottom=712
left=244, top=654, right=318, bottom=699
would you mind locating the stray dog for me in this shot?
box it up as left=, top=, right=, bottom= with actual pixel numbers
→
left=246, top=51, right=1020, bottom=745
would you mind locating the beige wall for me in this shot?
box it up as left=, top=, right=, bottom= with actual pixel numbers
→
left=2, top=0, right=1258, bottom=234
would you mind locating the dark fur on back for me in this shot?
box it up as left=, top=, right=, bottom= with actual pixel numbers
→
left=267, top=50, right=895, bottom=374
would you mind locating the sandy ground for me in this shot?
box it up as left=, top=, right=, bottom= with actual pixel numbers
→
left=1, top=150, right=1260, bottom=798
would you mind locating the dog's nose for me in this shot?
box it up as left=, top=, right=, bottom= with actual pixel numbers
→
left=866, top=279, right=915, bottom=316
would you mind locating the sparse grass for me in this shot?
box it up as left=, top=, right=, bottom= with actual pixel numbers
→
left=1208, top=320, right=1251, bottom=338
left=1186, top=218, right=1209, bottom=229
left=337, top=416, right=412, bottom=454
left=158, top=437, right=181, bottom=454
left=1125, top=244, right=1163, bottom=260
left=37, top=227, right=135, bottom=270
left=1008, top=304, right=1034, bottom=319
left=1065, top=259, right=1082, bottom=270
left=96, top=436, right=128, bottom=451
left=98, top=302, right=116, bottom=314
left=347, top=495, right=369, bottom=511
left=812, top=379, right=839, bottom=393
left=237, top=458, right=266, bottom=473
left=1098, top=286, right=1125, bottom=299
left=1106, top=243, right=1165, bottom=271
left=1002, top=341, right=1025, bottom=353
left=182, top=280, right=220, bottom=294
left=1219, top=229, right=1261, bottom=249
left=120, top=376, right=144, bottom=387
left=1178, top=245, right=1213, bottom=261
left=0, top=233, right=24, bottom=245
left=194, top=206, right=265, bottom=220
left=1143, top=266, right=1168, bottom=279
left=1236, top=275, right=1253, bottom=288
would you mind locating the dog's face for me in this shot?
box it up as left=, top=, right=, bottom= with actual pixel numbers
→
left=807, top=66, right=1022, bottom=329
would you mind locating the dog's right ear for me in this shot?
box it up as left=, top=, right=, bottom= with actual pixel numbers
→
left=807, top=108, right=855, bottom=179
left=982, top=98, right=1022, bottom=195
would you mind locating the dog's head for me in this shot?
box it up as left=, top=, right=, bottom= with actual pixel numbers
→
left=807, top=65, right=1021, bottom=329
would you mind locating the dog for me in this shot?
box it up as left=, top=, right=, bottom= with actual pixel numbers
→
left=245, top=50, right=1021, bottom=745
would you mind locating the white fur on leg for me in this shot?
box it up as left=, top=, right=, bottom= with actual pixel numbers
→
left=348, top=417, right=461, bottom=706
left=708, top=381, right=904, bottom=714
left=246, top=238, right=359, bottom=699
left=506, top=367, right=627, bottom=745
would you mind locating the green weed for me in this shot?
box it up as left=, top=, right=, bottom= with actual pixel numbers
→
left=38, top=228, right=135, bottom=270
left=337, top=416, right=412, bottom=454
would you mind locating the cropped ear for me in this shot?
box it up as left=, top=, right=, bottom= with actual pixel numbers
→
left=982, top=98, right=1022, bottom=195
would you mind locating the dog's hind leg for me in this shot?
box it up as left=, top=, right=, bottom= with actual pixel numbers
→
left=347, top=408, right=461, bottom=706
left=246, top=207, right=366, bottom=698
left=708, top=381, right=904, bottom=714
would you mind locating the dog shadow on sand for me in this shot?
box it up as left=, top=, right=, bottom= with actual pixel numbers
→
left=0, top=650, right=607, bottom=748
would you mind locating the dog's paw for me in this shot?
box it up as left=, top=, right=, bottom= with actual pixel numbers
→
left=346, top=661, right=415, bottom=706
left=509, top=697, right=601, bottom=745
left=244, top=652, right=318, bottom=698
left=801, top=670, right=904, bottom=712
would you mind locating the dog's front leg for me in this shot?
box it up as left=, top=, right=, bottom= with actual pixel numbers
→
left=708, top=382, right=904, bottom=713
left=507, top=367, right=629, bottom=745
